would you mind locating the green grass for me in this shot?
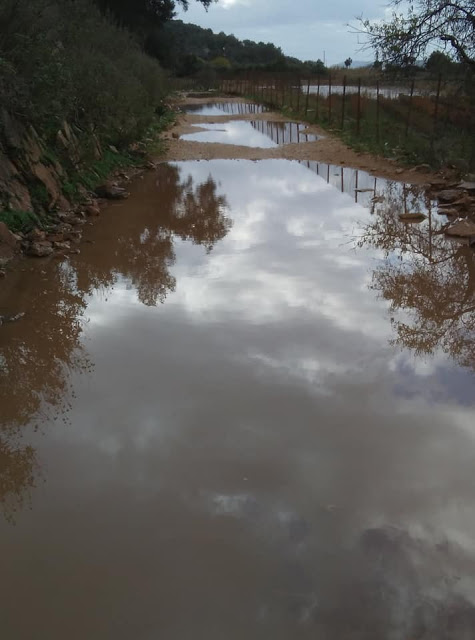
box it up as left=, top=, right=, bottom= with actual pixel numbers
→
left=240, top=84, right=475, bottom=171
left=64, top=111, right=176, bottom=195
left=0, top=209, right=43, bottom=233
left=29, top=182, right=50, bottom=209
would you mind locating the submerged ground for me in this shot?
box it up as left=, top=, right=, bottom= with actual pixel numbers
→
left=1, top=98, right=474, bottom=639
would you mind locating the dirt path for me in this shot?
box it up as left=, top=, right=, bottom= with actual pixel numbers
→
left=162, top=94, right=436, bottom=184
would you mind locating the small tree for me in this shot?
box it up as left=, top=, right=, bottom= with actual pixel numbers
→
left=344, top=57, right=352, bottom=68
left=425, top=51, right=457, bottom=74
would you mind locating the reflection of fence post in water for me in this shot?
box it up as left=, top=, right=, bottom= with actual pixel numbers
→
left=328, top=74, right=332, bottom=124
left=376, top=81, right=380, bottom=144
left=305, top=78, right=310, bottom=116
left=341, top=75, right=346, bottom=130
left=356, top=78, right=361, bottom=136
left=427, top=195, right=433, bottom=263
left=405, top=79, right=415, bottom=138
left=431, top=73, right=442, bottom=153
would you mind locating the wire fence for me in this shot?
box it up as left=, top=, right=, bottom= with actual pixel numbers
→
left=211, top=71, right=475, bottom=171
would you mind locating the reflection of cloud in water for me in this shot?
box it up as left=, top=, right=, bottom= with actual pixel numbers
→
left=182, top=121, right=279, bottom=147
left=1, top=159, right=475, bottom=637
left=0, top=164, right=232, bottom=521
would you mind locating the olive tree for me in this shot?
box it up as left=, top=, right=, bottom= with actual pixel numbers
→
left=359, top=0, right=475, bottom=70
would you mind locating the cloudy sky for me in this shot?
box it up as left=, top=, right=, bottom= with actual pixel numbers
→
left=176, top=0, right=390, bottom=65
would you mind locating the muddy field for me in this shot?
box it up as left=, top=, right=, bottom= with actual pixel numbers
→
left=163, top=95, right=436, bottom=184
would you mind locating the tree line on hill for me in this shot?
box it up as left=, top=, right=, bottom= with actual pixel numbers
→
left=145, top=20, right=328, bottom=76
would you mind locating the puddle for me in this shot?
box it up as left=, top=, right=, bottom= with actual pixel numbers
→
left=1, top=159, right=475, bottom=638
left=249, top=120, right=319, bottom=144
left=307, top=84, right=432, bottom=100
left=185, top=102, right=268, bottom=116
left=182, top=120, right=319, bottom=147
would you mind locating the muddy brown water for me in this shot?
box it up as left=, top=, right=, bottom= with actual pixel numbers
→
left=1, top=158, right=475, bottom=639
left=185, top=102, right=269, bottom=115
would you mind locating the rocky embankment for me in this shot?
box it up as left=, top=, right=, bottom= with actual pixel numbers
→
left=0, top=177, right=139, bottom=276
left=0, top=107, right=158, bottom=275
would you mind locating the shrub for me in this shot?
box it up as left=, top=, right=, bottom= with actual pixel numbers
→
left=0, top=0, right=167, bottom=149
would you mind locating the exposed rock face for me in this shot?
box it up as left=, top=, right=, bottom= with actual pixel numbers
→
left=0, top=146, right=33, bottom=211
left=0, top=110, right=104, bottom=215
left=0, top=221, right=20, bottom=266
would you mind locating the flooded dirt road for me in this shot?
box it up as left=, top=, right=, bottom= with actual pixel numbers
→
left=1, top=103, right=475, bottom=639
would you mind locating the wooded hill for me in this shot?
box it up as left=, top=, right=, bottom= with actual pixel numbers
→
left=147, top=20, right=328, bottom=76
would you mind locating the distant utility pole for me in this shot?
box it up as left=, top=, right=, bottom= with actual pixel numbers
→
left=323, top=50, right=326, bottom=65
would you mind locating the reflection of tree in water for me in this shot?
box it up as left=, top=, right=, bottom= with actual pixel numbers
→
left=358, top=183, right=475, bottom=371
left=173, top=173, right=231, bottom=253
left=0, top=434, right=37, bottom=523
left=0, top=262, right=89, bottom=521
left=0, top=263, right=90, bottom=429
left=76, top=164, right=231, bottom=306
left=0, top=165, right=231, bottom=519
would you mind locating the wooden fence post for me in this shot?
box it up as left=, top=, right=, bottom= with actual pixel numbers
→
left=296, top=76, right=301, bottom=112
left=405, top=78, right=415, bottom=138
left=431, top=72, right=442, bottom=151
left=341, top=75, right=347, bottom=130
left=315, top=75, right=320, bottom=122
left=356, top=78, right=361, bottom=136
left=376, top=80, right=380, bottom=144
left=305, top=77, right=311, bottom=116
left=328, top=74, right=332, bottom=124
